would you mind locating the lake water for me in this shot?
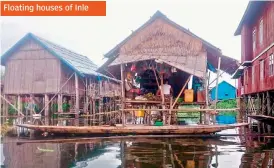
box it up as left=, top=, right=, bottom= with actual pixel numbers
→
left=2, top=115, right=274, bottom=168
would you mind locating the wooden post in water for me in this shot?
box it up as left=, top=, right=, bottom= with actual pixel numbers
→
left=257, top=93, right=261, bottom=134
left=214, top=56, right=222, bottom=124
left=3, top=95, right=6, bottom=116
left=266, top=91, right=271, bottom=132
left=17, top=95, right=21, bottom=116
left=205, top=71, right=210, bottom=124
left=120, top=64, right=125, bottom=126
left=84, top=77, right=89, bottom=114
left=44, top=94, right=49, bottom=116
left=58, top=94, right=63, bottom=113
left=75, top=73, right=79, bottom=118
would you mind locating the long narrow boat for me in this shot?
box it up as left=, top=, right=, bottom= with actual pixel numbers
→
left=17, top=123, right=249, bottom=135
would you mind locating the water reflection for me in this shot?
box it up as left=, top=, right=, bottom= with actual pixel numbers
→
left=2, top=133, right=274, bottom=168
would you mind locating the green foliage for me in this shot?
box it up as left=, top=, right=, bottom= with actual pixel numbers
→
left=62, top=103, right=70, bottom=112
left=51, top=103, right=58, bottom=112
left=214, top=99, right=237, bottom=116
left=8, top=105, right=17, bottom=115
left=177, top=105, right=200, bottom=118
left=216, top=99, right=237, bottom=109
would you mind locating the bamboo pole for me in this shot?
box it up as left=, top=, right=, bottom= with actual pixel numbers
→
left=75, top=73, right=79, bottom=118
left=160, top=74, right=166, bottom=125
left=58, top=94, right=63, bottom=113
left=172, top=75, right=191, bottom=109
left=208, top=71, right=225, bottom=86
left=168, top=96, right=172, bottom=125
left=123, top=108, right=239, bottom=112
left=205, top=71, right=210, bottom=124
left=17, top=95, right=21, bottom=117
left=214, top=56, right=222, bottom=124
left=120, top=64, right=125, bottom=126
left=38, top=72, right=75, bottom=114
left=44, top=94, right=49, bottom=116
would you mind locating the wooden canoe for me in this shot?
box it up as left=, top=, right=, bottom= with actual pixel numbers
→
left=17, top=123, right=249, bottom=135
left=248, top=115, right=274, bottom=126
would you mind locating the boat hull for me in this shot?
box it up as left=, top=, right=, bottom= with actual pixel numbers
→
left=17, top=123, right=249, bottom=135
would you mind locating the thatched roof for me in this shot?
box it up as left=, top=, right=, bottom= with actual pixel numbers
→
left=100, top=11, right=240, bottom=76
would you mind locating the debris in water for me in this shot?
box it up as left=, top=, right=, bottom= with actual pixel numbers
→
left=37, top=147, right=54, bottom=152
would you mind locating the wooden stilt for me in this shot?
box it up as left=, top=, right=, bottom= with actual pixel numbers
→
left=92, top=100, right=96, bottom=125
left=267, top=91, right=271, bottom=116
left=160, top=74, right=166, bottom=125
left=120, top=64, right=125, bottom=126
left=0, top=94, right=24, bottom=116
left=205, top=71, right=210, bottom=124
left=75, top=73, right=79, bottom=118
left=58, top=94, right=63, bottom=113
left=44, top=94, right=49, bottom=117
left=3, top=95, right=6, bottom=116
left=17, top=95, right=21, bottom=116
left=168, top=96, right=172, bottom=125
left=84, top=78, right=88, bottom=114
left=266, top=91, right=272, bottom=133
left=214, top=56, right=222, bottom=124
left=257, top=93, right=261, bottom=134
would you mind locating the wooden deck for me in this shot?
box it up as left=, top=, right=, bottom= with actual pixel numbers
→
left=17, top=123, right=249, bottom=135
left=248, top=115, right=274, bottom=126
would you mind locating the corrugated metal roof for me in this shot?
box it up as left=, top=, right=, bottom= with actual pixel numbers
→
left=31, top=33, right=99, bottom=76
left=1, top=33, right=99, bottom=77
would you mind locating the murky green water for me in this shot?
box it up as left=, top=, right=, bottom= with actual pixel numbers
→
left=1, top=129, right=274, bottom=168
left=1, top=116, right=274, bottom=168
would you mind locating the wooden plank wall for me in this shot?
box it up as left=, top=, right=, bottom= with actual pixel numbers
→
left=241, top=2, right=274, bottom=94
left=3, top=39, right=61, bottom=94
left=60, top=63, right=85, bottom=96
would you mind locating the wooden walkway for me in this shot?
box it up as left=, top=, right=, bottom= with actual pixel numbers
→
left=248, top=115, right=274, bottom=126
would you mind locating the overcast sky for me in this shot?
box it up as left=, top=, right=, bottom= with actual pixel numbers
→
left=0, top=0, right=249, bottom=87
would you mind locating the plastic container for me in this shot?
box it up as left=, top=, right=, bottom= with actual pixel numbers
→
left=135, top=110, right=144, bottom=117
left=184, top=89, right=194, bottom=103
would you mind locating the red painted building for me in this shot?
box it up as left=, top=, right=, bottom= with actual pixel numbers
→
left=233, top=1, right=274, bottom=96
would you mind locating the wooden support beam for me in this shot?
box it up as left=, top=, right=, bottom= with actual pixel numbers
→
left=204, top=71, right=210, bottom=124
left=38, top=72, right=75, bottom=114
left=266, top=91, right=271, bottom=116
left=120, top=64, right=125, bottom=126
left=266, top=91, right=272, bottom=133
left=0, top=94, right=24, bottom=116
left=214, top=56, right=222, bottom=124
left=172, top=75, right=191, bottom=109
left=123, top=108, right=239, bottom=112
left=58, top=94, right=63, bottom=113
left=75, top=73, right=79, bottom=118
left=17, top=95, right=21, bottom=116
left=44, top=94, right=49, bottom=116
left=161, top=74, right=166, bottom=125
left=3, top=95, right=7, bottom=116
left=85, top=78, right=89, bottom=114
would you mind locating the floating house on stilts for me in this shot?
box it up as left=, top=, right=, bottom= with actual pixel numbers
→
left=232, top=1, right=274, bottom=131
left=10, top=11, right=249, bottom=135
left=1, top=33, right=121, bottom=125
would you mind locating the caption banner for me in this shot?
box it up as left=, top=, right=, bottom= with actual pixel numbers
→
left=0, top=1, right=106, bottom=16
